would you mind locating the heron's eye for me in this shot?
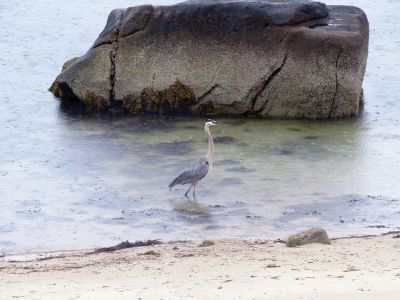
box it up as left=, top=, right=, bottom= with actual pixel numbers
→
left=205, top=161, right=209, bottom=165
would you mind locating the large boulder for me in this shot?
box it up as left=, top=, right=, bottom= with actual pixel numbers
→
left=50, top=0, right=369, bottom=119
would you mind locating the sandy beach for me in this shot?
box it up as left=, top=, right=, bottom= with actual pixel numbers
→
left=1, top=233, right=399, bottom=299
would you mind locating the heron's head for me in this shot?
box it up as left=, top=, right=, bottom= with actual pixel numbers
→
left=205, top=119, right=219, bottom=127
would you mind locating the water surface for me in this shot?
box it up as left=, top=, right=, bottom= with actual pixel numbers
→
left=1, top=0, right=400, bottom=254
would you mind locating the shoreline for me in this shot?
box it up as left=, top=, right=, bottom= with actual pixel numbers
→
left=2, top=230, right=399, bottom=262
left=1, top=232, right=399, bottom=299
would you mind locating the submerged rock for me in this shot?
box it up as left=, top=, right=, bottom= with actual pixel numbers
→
left=50, top=0, right=369, bottom=119
left=213, top=136, right=237, bottom=144
left=286, top=228, right=331, bottom=247
left=142, top=140, right=192, bottom=155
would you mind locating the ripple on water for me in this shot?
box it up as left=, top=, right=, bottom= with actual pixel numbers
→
left=225, top=166, right=254, bottom=173
left=140, top=140, right=192, bottom=156
left=218, top=177, right=243, bottom=186
left=280, top=195, right=400, bottom=227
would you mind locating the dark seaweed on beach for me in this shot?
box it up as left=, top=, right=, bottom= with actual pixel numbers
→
left=94, top=240, right=162, bottom=253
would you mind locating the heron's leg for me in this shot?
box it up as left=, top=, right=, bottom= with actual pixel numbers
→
left=193, top=182, right=197, bottom=200
left=184, top=183, right=193, bottom=198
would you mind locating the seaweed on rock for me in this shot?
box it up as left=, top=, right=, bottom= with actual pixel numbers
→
left=122, top=80, right=196, bottom=115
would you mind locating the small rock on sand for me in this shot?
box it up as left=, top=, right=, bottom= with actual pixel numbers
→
left=198, top=240, right=215, bottom=247
left=286, top=228, right=330, bottom=247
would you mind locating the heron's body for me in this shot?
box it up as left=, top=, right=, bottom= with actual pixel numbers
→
left=169, top=120, right=218, bottom=198
left=168, top=157, right=209, bottom=187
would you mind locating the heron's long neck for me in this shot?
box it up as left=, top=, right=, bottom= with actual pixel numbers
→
left=205, top=126, right=214, bottom=167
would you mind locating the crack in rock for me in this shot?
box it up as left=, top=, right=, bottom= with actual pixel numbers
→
left=108, top=13, right=124, bottom=107
left=108, top=7, right=154, bottom=108
left=197, top=84, right=221, bottom=102
left=246, top=53, right=288, bottom=114
left=93, top=40, right=113, bottom=49
left=119, top=8, right=153, bottom=39
left=328, top=48, right=343, bottom=119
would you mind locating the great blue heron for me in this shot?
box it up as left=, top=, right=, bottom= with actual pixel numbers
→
left=169, top=119, right=219, bottom=199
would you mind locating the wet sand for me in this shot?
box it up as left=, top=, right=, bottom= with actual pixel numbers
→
left=1, top=234, right=399, bottom=299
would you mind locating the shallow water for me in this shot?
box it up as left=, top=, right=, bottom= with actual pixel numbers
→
left=1, top=0, right=400, bottom=254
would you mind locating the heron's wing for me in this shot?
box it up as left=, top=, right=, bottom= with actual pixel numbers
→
left=192, top=158, right=209, bottom=181
left=169, top=158, right=209, bottom=188
left=169, top=167, right=193, bottom=187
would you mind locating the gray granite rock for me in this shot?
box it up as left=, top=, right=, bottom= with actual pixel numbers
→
left=50, top=0, right=369, bottom=118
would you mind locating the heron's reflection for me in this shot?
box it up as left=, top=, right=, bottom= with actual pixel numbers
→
left=170, top=198, right=213, bottom=224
